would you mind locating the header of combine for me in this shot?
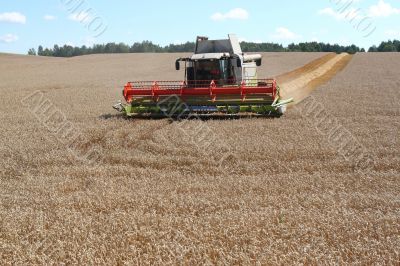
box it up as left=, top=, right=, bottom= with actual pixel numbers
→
left=114, top=34, right=293, bottom=117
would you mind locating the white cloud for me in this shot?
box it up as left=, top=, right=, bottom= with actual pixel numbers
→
left=271, top=27, right=301, bottom=40
left=44, top=15, right=56, bottom=21
left=368, top=0, right=400, bottom=17
left=211, top=8, right=249, bottom=21
left=318, top=7, right=362, bottom=21
left=68, top=12, right=91, bottom=23
left=0, top=12, right=26, bottom=24
left=0, top=33, right=19, bottom=43
left=385, top=29, right=400, bottom=38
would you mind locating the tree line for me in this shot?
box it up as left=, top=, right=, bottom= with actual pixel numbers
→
left=241, top=42, right=363, bottom=54
left=368, top=40, right=400, bottom=52
left=27, top=40, right=400, bottom=57
left=28, top=41, right=196, bottom=57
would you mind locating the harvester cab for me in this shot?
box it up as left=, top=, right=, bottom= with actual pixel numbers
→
left=175, top=34, right=262, bottom=87
left=114, top=34, right=293, bottom=117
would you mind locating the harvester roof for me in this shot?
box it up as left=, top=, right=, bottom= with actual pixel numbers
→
left=195, top=34, right=243, bottom=55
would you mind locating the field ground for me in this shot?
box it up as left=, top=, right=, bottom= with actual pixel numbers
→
left=0, top=52, right=399, bottom=264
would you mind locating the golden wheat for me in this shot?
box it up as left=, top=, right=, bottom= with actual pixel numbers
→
left=0, top=52, right=399, bottom=265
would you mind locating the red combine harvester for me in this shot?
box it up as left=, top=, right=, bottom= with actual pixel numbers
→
left=113, top=34, right=293, bottom=117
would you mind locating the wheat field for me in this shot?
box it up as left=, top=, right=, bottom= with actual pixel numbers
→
left=0, top=52, right=399, bottom=264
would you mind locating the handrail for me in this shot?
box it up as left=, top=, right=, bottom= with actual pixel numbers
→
left=122, top=79, right=277, bottom=103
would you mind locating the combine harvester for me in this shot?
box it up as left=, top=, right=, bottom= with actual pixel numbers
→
left=113, top=34, right=293, bottom=117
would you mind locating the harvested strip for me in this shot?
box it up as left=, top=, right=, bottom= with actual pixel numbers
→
left=277, top=53, right=353, bottom=104
left=276, top=53, right=337, bottom=84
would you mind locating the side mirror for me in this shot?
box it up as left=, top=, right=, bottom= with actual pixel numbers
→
left=237, top=58, right=242, bottom=67
left=175, top=60, right=180, bottom=71
left=256, top=59, right=262, bottom=67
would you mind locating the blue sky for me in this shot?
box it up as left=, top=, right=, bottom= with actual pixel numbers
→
left=1, top=0, right=400, bottom=54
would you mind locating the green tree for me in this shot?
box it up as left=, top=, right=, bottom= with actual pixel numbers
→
left=53, top=45, right=60, bottom=57
left=393, top=40, right=400, bottom=51
left=116, top=42, right=129, bottom=53
left=368, top=45, right=378, bottom=52
left=38, top=45, right=44, bottom=56
left=28, top=48, right=37, bottom=56
left=381, top=43, right=396, bottom=52
left=43, top=48, right=53, bottom=56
